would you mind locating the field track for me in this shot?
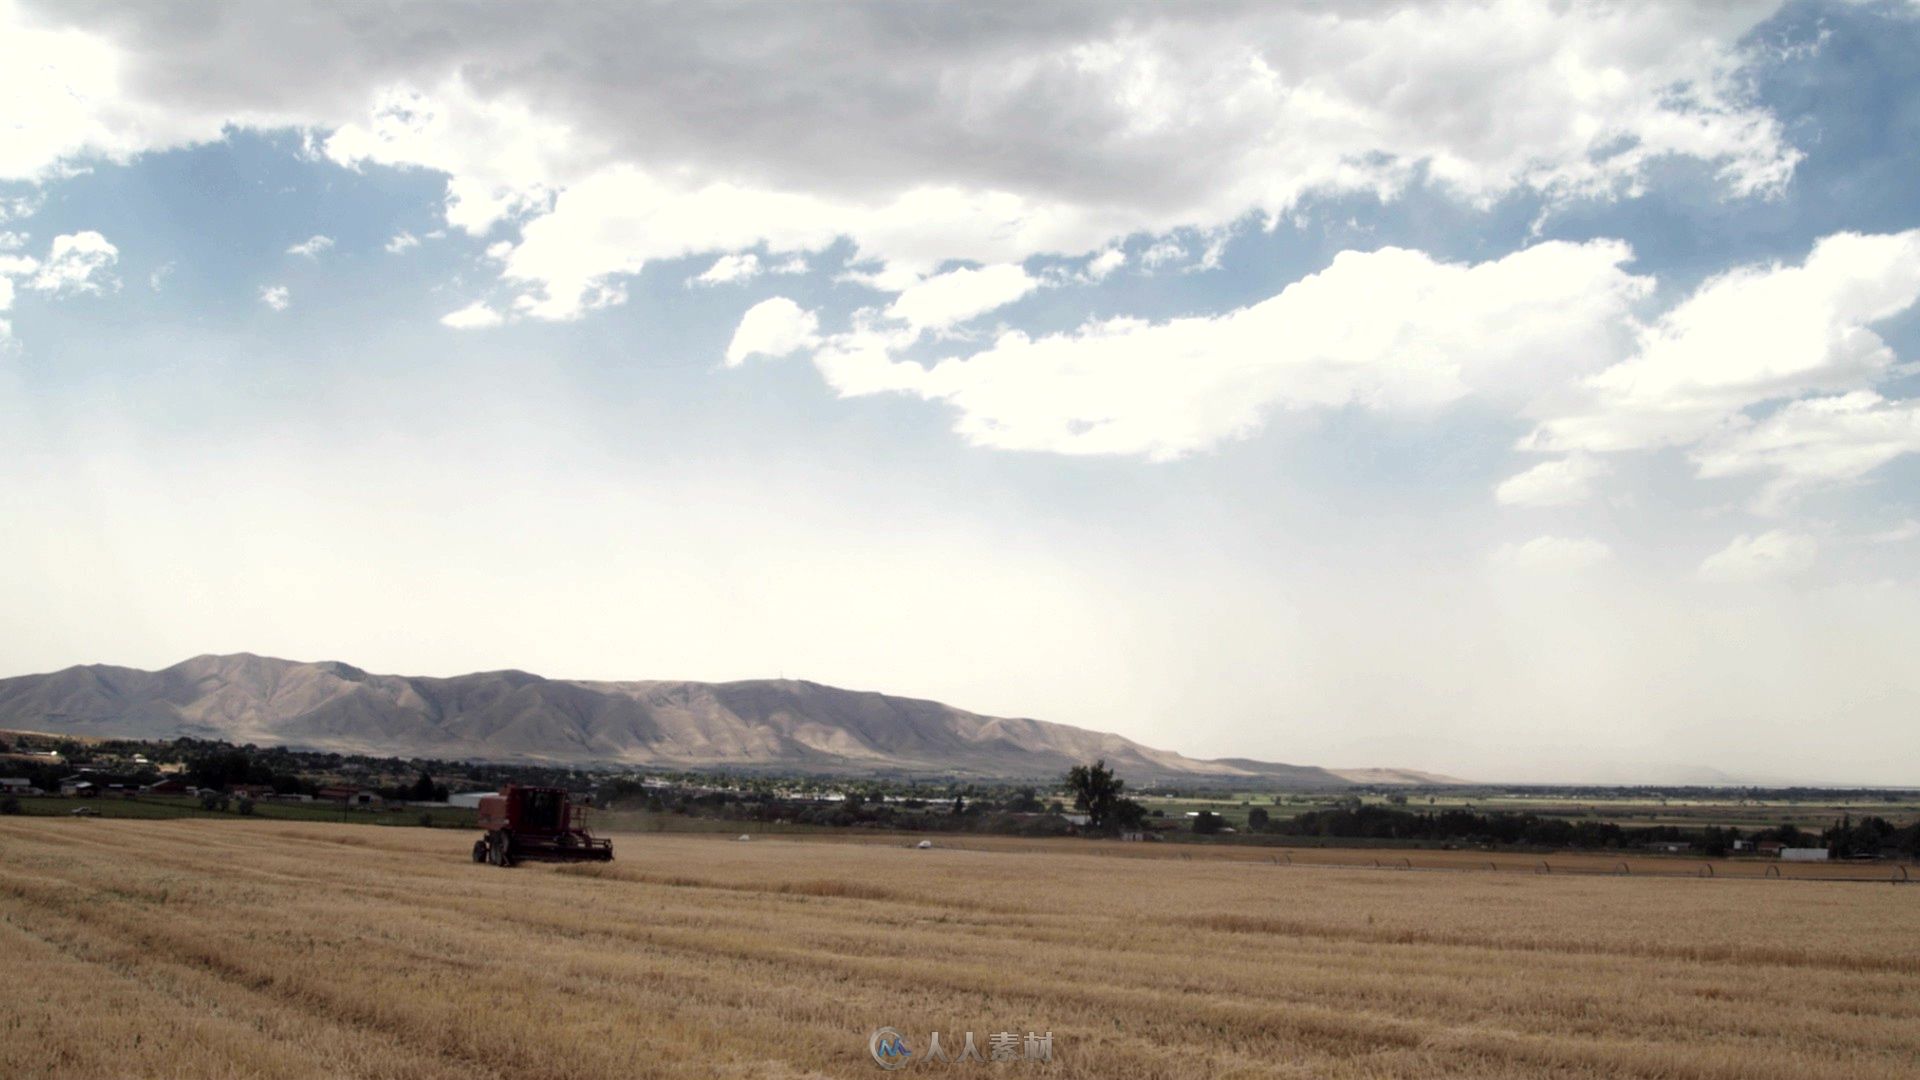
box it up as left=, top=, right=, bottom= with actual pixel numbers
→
left=2, top=817, right=1917, bottom=1079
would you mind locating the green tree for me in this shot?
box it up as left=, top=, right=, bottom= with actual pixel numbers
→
left=1247, top=807, right=1270, bottom=831
left=408, top=770, right=439, bottom=802
left=1064, top=760, right=1145, bottom=835
left=1192, top=810, right=1224, bottom=835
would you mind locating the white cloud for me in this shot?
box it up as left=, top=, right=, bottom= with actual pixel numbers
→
left=692, top=252, right=760, bottom=286
left=795, top=241, right=1649, bottom=459
left=285, top=234, right=333, bottom=258
left=3, top=2, right=1800, bottom=315
left=1692, top=391, right=1920, bottom=513
left=1085, top=247, right=1126, bottom=280
left=0, top=1, right=228, bottom=180
left=439, top=301, right=502, bottom=329
left=770, top=255, right=807, bottom=275
left=1530, top=230, right=1920, bottom=455
left=0, top=229, right=118, bottom=343
left=30, top=230, right=118, bottom=294
left=1141, top=239, right=1188, bottom=270
left=321, top=80, right=574, bottom=236
left=148, top=261, right=173, bottom=290
left=725, top=297, right=819, bottom=367
left=1699, top=529, right=1818, bottom=583
left=1496, top=454, right=1612, bottom=508
left=384, top=231, right=419, bottom=253
left=1491, top=535, right=1615, bottom=573
left=886, top=264, right=1039, bottom=333
left=258, top=284, right=290, bottom=311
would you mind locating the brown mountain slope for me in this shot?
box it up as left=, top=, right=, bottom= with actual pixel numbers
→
left=0, top=654, right=1459, bottom=785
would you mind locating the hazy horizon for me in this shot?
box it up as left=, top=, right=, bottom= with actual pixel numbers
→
left=5, top=2, right=1920, bottom=785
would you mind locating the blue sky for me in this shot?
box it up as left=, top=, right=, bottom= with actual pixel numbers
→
left=4, top=1, right=1920, bottom=782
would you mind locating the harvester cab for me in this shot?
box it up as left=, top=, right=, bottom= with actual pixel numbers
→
left=472, top=783, right=614, bottom=867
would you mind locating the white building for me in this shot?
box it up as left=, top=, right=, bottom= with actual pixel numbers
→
left=1780, top=847, right=1830, bottom=862
left=448, top=791, right=497, bottom=809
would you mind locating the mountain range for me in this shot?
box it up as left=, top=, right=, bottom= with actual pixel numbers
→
left=0, top=654, right=1460, bottom=786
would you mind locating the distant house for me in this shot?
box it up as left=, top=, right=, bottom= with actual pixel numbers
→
left=143, top=778, right=191, bottom=795
left=318, top=786, right=382, bottom=807
left=59, top=780, right=95, bottom=797
left=1780, top=847, right=1830, bottom=862
left=227, top=783, right=273, bottom=799
left=0, top=777, right=29, bottom=793
left=448, top=791, right=497, bottom=809
left=1061, top=813, right=1091, bottom=827
left=1755, top=840, right=1785, bottom=857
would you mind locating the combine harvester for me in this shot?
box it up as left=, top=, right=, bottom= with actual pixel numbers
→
left=472, top=784, right=614, bottom=867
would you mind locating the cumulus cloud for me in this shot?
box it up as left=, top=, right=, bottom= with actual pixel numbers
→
left=1530, top=230, right=1920, bottom=455
left=787, top=241, right=1649, bottom=459
left=3, top=1, right=1801, bottom=315
left=692, top=253, right=760, bottom=286
left=285, top=234, right=333, bottom=258
left=1085, top=247, right=1126, bottom=280
left=1491, top=535, right=1615, bottom=573
left=30, top=230, right=118, bottom=294
left=1495, top=454, right=1612, bottom=508
left=258, top=284, right=289, bottom=310
left=1692, top=391, right=1920, bottom=513
left=725, top=297, right=819, bottom=367
left=1506, top=229, right=1920, bottom=509
left=384, top=231, right=419, bottom=253
left=0, top=229, right=118, bottom=343
left=886, top=264, right=1039, bottom=334
left=439, top=301, right=502, bottom=329
left=1699, top=529, right=1818, bottom=583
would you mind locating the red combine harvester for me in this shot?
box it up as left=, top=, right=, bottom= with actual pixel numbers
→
left=472, top=784, right=614, bottom=867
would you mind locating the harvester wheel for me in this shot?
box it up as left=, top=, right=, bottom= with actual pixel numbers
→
left=492, top=831, right=515, bottom=868
left=471, top=840, right=487, bottom=864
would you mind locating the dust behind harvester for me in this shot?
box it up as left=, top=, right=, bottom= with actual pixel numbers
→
left=472, top=784, right=614, bottom=867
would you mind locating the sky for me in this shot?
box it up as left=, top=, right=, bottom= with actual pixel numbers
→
left=3, top=1, right=1920, bottom=784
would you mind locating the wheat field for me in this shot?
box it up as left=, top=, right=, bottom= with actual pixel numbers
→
left=1, top=818, right=1916, bottom=1079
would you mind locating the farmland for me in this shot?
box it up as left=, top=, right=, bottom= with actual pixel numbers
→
left=2, top=817, right=1917, bottom=1079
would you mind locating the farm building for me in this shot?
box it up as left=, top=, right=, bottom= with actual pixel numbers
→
left=0, top=777, right=29, bottom=793
left=317, top=786, right=382, bottom=807
left=448, top=791, right=498, bottom=809
left=1780, top=847, right=1831, bottom=862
